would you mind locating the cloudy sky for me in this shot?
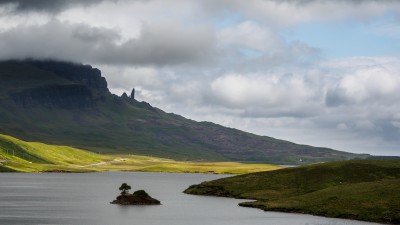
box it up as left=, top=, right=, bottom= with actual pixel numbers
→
left=1, top=0, right=400, bottom=156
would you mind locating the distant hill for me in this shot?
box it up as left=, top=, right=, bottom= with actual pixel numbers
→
left=0, top=60, right=369, bottom=164
left=184, top=160, right=400, bottom=223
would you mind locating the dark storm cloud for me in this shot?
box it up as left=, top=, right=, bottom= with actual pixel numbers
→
left=95, top=23, right=216, bottom=65
left=0, top=21, right=215, bottom=66
left=0, top=0, right=106, bottom=13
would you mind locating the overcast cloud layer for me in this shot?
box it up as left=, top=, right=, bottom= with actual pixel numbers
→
left=1, top=0, right=400, bottom=156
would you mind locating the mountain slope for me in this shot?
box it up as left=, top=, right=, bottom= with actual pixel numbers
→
left=0, top=60, right=368, bottom=164
left=184, top=160, right=400, bottom=223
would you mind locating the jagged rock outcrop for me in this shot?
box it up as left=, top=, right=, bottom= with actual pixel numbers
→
left=130, top=88, right=135, bottom=99
left=121, top=92, right=129, bottom=100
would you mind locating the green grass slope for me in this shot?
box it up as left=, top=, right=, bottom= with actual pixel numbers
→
left=184, top=160, right=400, bottom=224
left=0, top=134, right=281, bottom=174
left=0, top=134, right=106, bottom=172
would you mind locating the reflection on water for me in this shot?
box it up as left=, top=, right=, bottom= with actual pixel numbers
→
left=0, top=172, right=383, bottom=225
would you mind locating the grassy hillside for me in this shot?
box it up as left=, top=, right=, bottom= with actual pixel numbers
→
left=0, top=60, right=368, bottom=164
left=0, top=134, right=281, bottom=174
left=184, top=160, right=400, bottom=223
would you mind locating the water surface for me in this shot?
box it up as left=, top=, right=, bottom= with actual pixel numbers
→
left=0, top=172, right=383, bottom=225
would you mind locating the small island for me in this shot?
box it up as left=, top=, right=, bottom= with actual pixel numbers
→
left=110, top=183, right=161, bottom=205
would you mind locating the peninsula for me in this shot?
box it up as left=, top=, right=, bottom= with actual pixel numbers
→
left=184, top=160, right=400, bottom=224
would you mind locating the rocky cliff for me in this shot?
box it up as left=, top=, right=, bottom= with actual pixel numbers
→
left=1, top=60, right=108, bottom=109
left=30, top=60, right=109, bottom=93
left=11, top=84, right=95, bottom=109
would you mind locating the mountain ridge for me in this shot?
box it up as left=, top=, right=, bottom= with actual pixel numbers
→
left=0, top=59, right=369, bottom=164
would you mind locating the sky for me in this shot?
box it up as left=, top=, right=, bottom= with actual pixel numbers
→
left=0, top=0, right=400, bottom=156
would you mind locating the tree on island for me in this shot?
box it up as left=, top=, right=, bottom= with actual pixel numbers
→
left=111, top=183, right=161, bottom=205
left=119, top=183, right=131, bottom=195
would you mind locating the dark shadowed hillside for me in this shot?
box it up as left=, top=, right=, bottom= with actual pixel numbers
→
left=0, top=60, right=368, bottom=164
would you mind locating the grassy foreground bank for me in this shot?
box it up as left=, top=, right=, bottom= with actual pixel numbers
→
left=184, top=160, right=400, bottom=224
left=0, top=134, right=280, bottom=174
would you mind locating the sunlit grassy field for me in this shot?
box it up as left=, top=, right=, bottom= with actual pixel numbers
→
left=0, top=134, right=281, bottom=174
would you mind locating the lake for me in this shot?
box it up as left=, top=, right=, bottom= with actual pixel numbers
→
left=0, top=172, right=383, bottom=225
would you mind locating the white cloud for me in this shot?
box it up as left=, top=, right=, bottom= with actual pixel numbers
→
left=100, top=65, right=162, bottom=91
left=326, top=58, right=400, bottom=106
left=0, top=6, right=49, bottom=31
left=217, top=21, right=282, bottom=52
left=210, top=73, right=312, bottom=108
left=58, top=0, right=202, bottom=42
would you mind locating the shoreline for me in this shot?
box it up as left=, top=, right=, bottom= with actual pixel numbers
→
left=0, top=168, right=253, bottom=175
left=238, top=201, right=391, bottom=225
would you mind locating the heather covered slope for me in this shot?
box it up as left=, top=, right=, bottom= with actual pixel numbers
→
left=184, top=160, right=400, bottom=223
left=0, top=60, right=368, bottom=164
